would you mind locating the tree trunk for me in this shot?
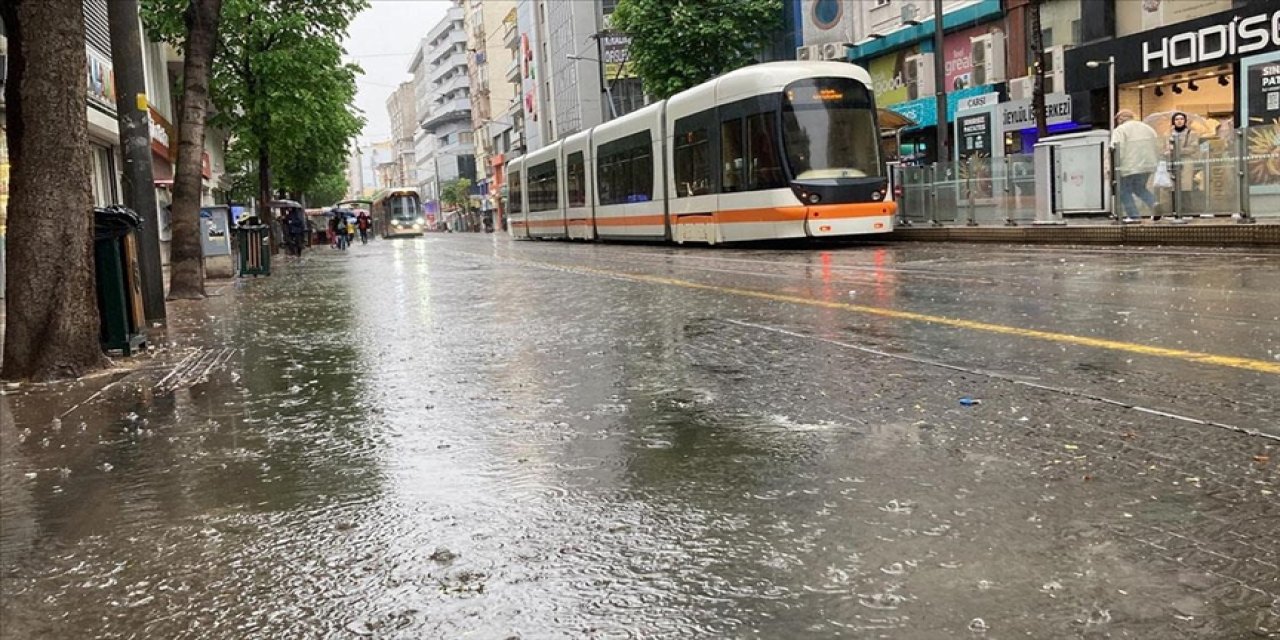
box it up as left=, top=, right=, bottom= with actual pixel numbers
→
left=0, top=0, right=108, bottom=381
left=1029, top=0, right=1048, bottom=139
left=167, top=0, right=222, bottom=300
left=257, top=138, right=279, bottom=253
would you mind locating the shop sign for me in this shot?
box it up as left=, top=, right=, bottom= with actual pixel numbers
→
left=888, top=84, right=995, bottom=130
left=957, top=92, right=999, bottom=112
left=149, top=107, right=175, bottom=162
left=599, top=32, right=635, bottom=80
left=956, top=112, right=994, bottom=197
left=86, top=47, right=116, bottom=112
left=1141, top=7, right=1280, bottom=74
left=998, top=94, right=1073, bottom=130
left=1066, top=0, right=1280, bottom=89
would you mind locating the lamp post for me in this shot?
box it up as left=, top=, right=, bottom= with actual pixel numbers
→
left=1086, top=56, right=1116, bottom=134
left=1086, top=56, right=1117, bottom=220
left=567, top=53, right=618, bottom=120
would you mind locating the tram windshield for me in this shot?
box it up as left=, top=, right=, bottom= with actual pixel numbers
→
left=782, top=78, right=881, bottom=180
left=387, top=193, right=420, bottom=221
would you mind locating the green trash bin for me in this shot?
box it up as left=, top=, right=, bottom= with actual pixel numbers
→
left=94, top=206, right=148, bottom=356
left=235, top=224, right=271, bottom=276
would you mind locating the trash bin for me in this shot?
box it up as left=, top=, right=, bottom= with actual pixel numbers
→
left=235, top=224, right=271, bottom=276
left=93, top=206, right=147, bottom=356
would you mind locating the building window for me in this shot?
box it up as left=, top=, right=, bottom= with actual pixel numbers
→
left=875, top=0, right=889, bottom=7
left=566, top=151, right=586, bottom=207
left=596, top=131, right=652, bottom=205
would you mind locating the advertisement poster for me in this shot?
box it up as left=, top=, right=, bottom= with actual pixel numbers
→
left=1243, top=51, right=1280, bottom=188
left=942, top=24, right=993, bottom=92
left=868, top=48, right=914, bottom=107
left=957, top=112, right=993, bottom=198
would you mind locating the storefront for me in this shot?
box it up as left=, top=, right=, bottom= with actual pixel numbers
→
left=1064, top=0, right=1280, bottom=130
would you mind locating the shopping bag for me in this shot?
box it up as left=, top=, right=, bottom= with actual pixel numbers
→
left=1152, top=161, right=1174, bottom=189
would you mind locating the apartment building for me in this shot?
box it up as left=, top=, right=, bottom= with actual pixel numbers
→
left=386, top=82, right=417, bottom=188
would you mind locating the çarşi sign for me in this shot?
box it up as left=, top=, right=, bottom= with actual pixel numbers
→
left=1142, top=8, right=1280, bottom=74
left=1065, top=0, right=1280, bottom=90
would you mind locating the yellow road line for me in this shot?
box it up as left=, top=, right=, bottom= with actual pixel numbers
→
left=521, top=259, right=1280, bottom=376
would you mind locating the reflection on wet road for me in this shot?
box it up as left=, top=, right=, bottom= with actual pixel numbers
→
left=2, top=236, right=1277, bottom=638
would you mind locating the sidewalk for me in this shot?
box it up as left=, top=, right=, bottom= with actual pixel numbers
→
left=889, top=215, right=1280, bottom=246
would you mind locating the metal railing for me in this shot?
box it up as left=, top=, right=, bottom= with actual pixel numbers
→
left=893, top=122, right=1280, bottom=225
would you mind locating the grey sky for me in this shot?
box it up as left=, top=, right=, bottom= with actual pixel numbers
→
left=345, top=0, right=451, bottom=147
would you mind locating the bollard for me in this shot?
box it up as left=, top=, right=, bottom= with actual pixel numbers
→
left=1236, top=129, right=1255, bottom=224
left=1109, top=146, right=1122, bottom=225
left=929, top=163, right=941, bottom=227
left=1003, top=155, right=1016, bottom=226
left=965, top=158, right=978, bottom=227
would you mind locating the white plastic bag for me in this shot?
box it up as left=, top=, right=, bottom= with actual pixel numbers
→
left=1152, top=161, right=1174, bottom=189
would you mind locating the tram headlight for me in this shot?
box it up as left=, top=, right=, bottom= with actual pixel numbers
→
left=871, top=190, right=884, bottom=201
left=807, top=193, right=821, bottom=204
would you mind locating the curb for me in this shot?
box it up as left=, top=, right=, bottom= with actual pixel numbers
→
left=885, top=224, right=1280, bottom=246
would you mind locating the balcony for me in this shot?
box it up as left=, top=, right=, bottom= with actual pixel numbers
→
left=429, top=50, right=469, bottom=84
left=503, top=20, right=519, bottom=48
left=435, top=72, right=469, bottom=98
left=505, top=55, right=521, bottom=83
left=422, top=98, right=473, bottom=131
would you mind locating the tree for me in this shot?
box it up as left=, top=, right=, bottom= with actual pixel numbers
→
left=611, top=0, right=782, bottom=99
left=305, top=170, right=349, bottom=208
left=0, top=0, right=107, bottom=380
left=1028, top=0, right=1049, bottom=139
left=145, top=0, right=365, bottom=249
left=440, top=178, right=472, bottom=230
left=167, top=0, right=223, bottom=299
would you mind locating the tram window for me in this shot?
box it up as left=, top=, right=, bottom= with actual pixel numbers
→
left=529, top=160, right=558, bottom=212
left=596, top=131, right=652, bottom=205
left=721, top=119, right=744, bottom=192
left=673, top=127, right=711, bottom=197
left=567, top=152, right=586, bottom=207
left=509, top=170, right=523, bottom=214
left=747, top=112, right=786, bottom=190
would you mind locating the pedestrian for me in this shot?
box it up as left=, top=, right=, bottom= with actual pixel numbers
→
left=284, top=208, right=307, bottom=256
left=1166, top=111, right=1200, bottom=220
left=356, top=211, right=371, bottom=244
left=1111, top=109, right=1161, bottom=223
left=328, top=213, right=340, bottom=248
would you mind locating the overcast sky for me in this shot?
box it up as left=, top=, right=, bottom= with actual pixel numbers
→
left=344, top=0, right=452, bottom=148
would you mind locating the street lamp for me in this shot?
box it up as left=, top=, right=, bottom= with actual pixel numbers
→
left=1086, top=56, right=1116, bottom=134
left=567, top=53, right=618, bottom=120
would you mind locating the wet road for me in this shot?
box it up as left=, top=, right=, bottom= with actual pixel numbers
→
left=2, top=235, right=1278, bottom=638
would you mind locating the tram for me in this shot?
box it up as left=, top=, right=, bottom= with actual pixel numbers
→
left=371, top=187, right=425, bottom=238
left=504, top=61, right=894, bottom=244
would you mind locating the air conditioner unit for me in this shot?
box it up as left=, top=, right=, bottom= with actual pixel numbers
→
left=904, top=53, right=935, bottom=100
left=1008, top=76, right=1033, bottom=101
left=796, top=45, right=814, bottom=61
left=970, top=32, right=1006, bottom=85
left=818, top=42, right=848, bottom=61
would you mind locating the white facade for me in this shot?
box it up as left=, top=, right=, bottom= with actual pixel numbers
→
left=417, top=3, right=475, bottom=210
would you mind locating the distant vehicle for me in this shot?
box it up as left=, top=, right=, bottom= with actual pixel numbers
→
left=504, top=61, right=895, bottom=244
left=371, top=187, right=425, bottom=238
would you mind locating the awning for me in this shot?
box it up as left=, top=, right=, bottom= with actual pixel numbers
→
left=878, top=109, right=916, bottom=132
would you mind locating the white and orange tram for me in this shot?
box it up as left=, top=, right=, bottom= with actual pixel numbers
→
left=504, top=61, right=895, bottom=244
